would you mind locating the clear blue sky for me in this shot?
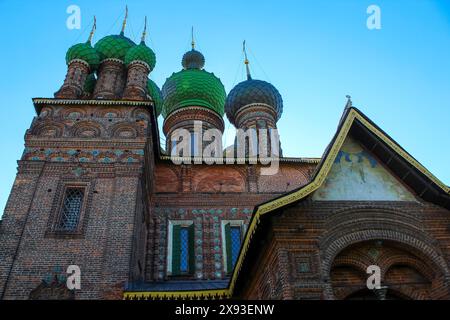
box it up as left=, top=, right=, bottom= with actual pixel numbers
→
left=0, top=0, right=449, bottom=215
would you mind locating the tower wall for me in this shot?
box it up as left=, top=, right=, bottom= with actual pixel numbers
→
left=0, top=102, right=154, bottom=299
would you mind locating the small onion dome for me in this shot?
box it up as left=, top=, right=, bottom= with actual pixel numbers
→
left=161, top=69, right=226, bottom=118
left=66, top=41, right=100, bottom=70
left=125, top=41, right=156, bottom=71
left=94, top=34, right=136, bottom=61
left=182, top=49, right=205, bottom=70
left=84, top=73, right=97, bottom=94
left=225, top=79, right=283, bottom=125
left=147, top=79, right=163, bottom=116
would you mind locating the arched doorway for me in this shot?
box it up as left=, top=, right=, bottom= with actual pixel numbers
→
left=345, top=288, right=410, bottom=300
left=330, top=240, right=433, bottom=300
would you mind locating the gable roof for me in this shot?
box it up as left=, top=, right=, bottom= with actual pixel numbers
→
left=124, top=106, right=450, bottom=299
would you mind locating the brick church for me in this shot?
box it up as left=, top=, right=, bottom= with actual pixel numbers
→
left=1, top=12, right=449, bottom=300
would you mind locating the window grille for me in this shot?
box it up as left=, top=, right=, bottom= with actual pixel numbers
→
left=57, top=188, right=84, bottom=231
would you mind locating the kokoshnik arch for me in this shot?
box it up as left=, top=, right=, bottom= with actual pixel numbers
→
left=0, top=9, right=449, bottom=300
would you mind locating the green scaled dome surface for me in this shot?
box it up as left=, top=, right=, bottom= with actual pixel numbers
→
left=147, top=79, right=163, bottom=116
left=94, top=35, right=136, bottom=61
left=66, top=42, right=100, bottom=70
left=125, top=42, right=156, bottom=71
left=161, top=69, right=226, bottom=118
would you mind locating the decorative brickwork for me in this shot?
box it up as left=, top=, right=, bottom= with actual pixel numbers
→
left=2, top=30, right=449, bottom=300
left=239, top=201, right=450, bottom=300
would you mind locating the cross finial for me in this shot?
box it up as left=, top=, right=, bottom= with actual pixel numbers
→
left=120, top=5, right=128, bottom=35
left=141, top=16, right=147, bottom=43
left=243, top=40, right=252, bottom=80
left=87, top=16, right=96, bottom=43
left=345, top=95, right=353, bottom=108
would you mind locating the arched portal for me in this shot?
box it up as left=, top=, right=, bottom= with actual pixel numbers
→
left=330, top=240, right=433, bottom=300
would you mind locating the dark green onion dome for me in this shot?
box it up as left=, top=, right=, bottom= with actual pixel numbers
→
left=66, top=41, right=100, bottom=70
left=94, top=34, right=136, bottom=61
left=161, top=69, right=226, bottom=118
left=147, top=79, right=163, bottom=116
left=125, top=41, right=156, bottom=71
left=225, top=79, right=283, bottom=125
left=182, top=49, right=205, bottom=70
left=84, top=73, right=97, bottom=94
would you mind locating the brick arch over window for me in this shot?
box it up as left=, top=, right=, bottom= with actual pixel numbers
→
left=330, top=240, right=435, bottom=300
left=319, top=206, right=450, bottom=299
left=131, top=106, right=151, bottom=121
left=321, top=231, right=449, bottom=299
left=332, top=255, right=373, bottom=276
left=71, top=121, right=104, bottom=138
left=31, top=121, right=65, bottom=138
left=110, top=123, right=139, bottom=139
left=95, top=108, right=124, bottom=118
left=39, top=106, right=56, bottom=118
left=379, top=254, right=435, bottom=282
left=59, top=107, right=87, bottom=119
left=154, top=165, right=181, bottom=193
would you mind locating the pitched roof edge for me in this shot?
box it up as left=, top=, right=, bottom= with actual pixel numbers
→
left=122, top=106, right=449, bottom=299
left=227, top=106, right=449, bottom=296
left=123, top=289, right=231, bottom=300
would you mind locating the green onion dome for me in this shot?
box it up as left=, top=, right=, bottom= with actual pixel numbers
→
left=161, top=69, right=226, bottom=118
left=94, top=34, right=136, bottom=61
left=84, top=73, right=97, bottom=94
left=66, top=41, right=100, bottom=70
left=147, top=79, right=163, bottom=116
left=125, top=41, right=156, bottom=71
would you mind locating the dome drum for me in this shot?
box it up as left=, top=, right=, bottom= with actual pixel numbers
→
left=163, top=106, right=225, bottom=154
left=233, top=103, right=278, bottom=130
left=163, top=106, right=224, bottom=136
left=123, top=62, right=151, bottom=100
left=93, top=59, right=127, bottom=99
left=55, top=60, right=91, bottom=99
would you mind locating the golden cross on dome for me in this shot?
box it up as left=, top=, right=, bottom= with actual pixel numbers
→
left=141, top=16, right=147, bottom=43
left=243, top=40, right=252, bottom=80
left=121, top=5, right=128, bottom=35
left=87, top=16, right=96, bottom=43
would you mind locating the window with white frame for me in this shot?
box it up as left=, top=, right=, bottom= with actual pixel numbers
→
left=167, top=220, right=195, bottom=276
left=221, top=220, right=245, bottom=274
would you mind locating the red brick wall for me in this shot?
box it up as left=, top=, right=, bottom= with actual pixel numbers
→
left=0, top=104, right=150, bottom=299
left=240, top=201, right=450, bottom=300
